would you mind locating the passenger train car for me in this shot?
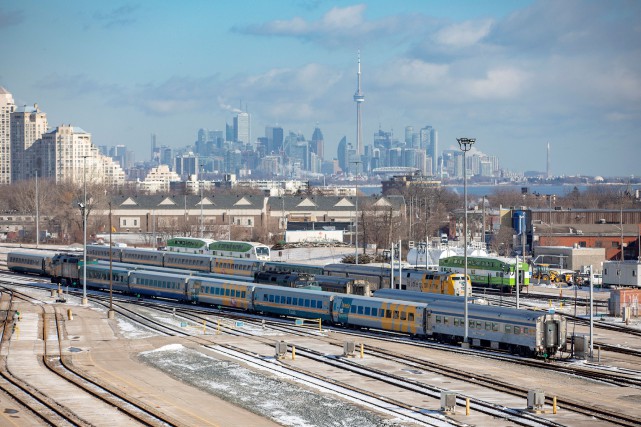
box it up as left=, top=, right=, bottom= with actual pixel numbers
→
left=166, top=237, right=271, bottom=261
left=7, top=250, right=567, bottom=358
left=439, top=256, right=530, bottom=292
left=7, top=251, right=57, bottom=275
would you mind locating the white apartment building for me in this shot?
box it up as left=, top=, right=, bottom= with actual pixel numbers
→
left=11, top=104, right=48, bottom=181
left=137, top=164, right=181, bottom=193
left=0, top=87, right=16, bottom=185
left=35, top=125, right=125, bottom=185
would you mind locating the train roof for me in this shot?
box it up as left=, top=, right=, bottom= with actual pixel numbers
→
left=8, top=250, right=58, bottom=258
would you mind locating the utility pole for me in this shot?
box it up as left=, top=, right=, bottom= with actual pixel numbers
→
left=350, top=161, right=361, bottom=264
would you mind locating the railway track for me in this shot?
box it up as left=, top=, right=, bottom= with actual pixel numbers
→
left=0, top=280, right=191, bottom=426
left=120, top=299, right=641, bottom=426
left=4, top=272, right=641, bottom=426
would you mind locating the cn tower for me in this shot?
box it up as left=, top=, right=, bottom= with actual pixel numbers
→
left=354, top=51, right=365, bottom=156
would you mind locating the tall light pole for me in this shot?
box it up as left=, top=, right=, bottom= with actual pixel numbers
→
left=81, top=155, right=88, bottom=305
left=35, top=170, right=39, bottom=248
left=350, top=160, right=361, bottom=265
left=108, top=201, right=115, bottom=319
left=199, top=163, right=204, bottom=238
left=457, top=137, right=475, bottom=346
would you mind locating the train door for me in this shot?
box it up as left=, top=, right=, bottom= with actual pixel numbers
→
left=189, top=279, right=202, bottom=303
left=544, top=320, right=559, bottom=349
left=334, top=298, right=352, bottom=324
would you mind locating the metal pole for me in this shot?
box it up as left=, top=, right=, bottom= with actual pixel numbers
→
left=200, top=164, right=204, bottom=238
left=589, top=264, right=594, bottom=358
left=481, top=195, right=485, bottom=251
left=390, top=244, right=394, bottom=289
left=35, top=170, right=39, bottom=248
left=108, top=202, right=114, bottom=319
left=516, top=255, right=520, bottom=308
left=82, top=155, right=88, bottom=305
left=350, top=161, right=361, bottom=265
left=457, top=137, right=475, bottom=345
left=398, top=239, right=402, bottom=290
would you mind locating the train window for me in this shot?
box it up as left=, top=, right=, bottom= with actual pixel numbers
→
left=394, top=310, right=400, bottom=319
left=311, top=300, right=316, bottom=308
left=400, top=312, right=407, bottom=321
left=443, top=316, right=449, bottom=325
left=505, top=325, right=512, bottom=333
left=514, top=326, right=521, bottom=335
left=281, top=296, right=286, bottom=303
left=305, top=299, right=310, bottom=307
left=293, top=298, right=298, bottom=305
left=225, top=289, right=231, bottom=296
left=476, top=321, right=482, bottom=329
left=523, top=327, right=529, bottom=334
left=263, top=294, right=268, bottom=302
left=409, top=313, right=414, bottom=321
left=350, top=305, right=356, bottom=313
left=371, top=308, right=378, bottom=317
left=364, top=307, right=371, bottom=316
left=357, top=306, right=363, bottom=315
left=386, top=310, right=392, bottom=319
left=436, top=315, right=441, bottom=323
left=287, top=297, right=291, bottom=304
left=492, top=323, right=499, bottom=332
left=485, top=322, right=491, bottom=331
left=269, top=295, right=274, bottom=303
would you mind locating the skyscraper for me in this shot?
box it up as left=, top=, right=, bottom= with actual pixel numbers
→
left=311, top=126, right=324, bottom=160
left=353, top=52, right=365, bottom=157
left=429, top=127, right=438, bottom=175
left=234, top=112, right=250, bottom=144
left=265, top=126, right=284, bottom=154
left=0, top=87, right=16, bottom=184
left=11, top=104, right=48, bottom=181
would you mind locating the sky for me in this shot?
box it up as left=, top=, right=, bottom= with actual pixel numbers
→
left=1, top=0, right=640, bottom=178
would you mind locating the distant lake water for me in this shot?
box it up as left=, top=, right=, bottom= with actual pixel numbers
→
left=359, top=183, right=640, bottom=197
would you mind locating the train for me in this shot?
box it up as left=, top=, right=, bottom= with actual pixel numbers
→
left=83, top=245, right=465, bottom=296
left=323, top=263, right=472, bottom=296
left=165, top=237, right=271, bottom=261
left=7, top=250, right=567, bottom=358
left=438, top=256, right=530, bottom=292
left=373, top=289, right=565, bottom=357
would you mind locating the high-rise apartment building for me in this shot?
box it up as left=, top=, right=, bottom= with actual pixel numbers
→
left=33, top=125, right=124, bottom=185
left=0, top=87, right=16, bottom=184
left=11, top=104, right=48, bottom=181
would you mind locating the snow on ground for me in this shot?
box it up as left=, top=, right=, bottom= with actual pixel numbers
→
left=138, top=344, right=408, bottom=427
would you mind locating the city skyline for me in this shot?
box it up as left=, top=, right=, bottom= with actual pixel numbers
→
left=1, top=1, right=640, bottom=177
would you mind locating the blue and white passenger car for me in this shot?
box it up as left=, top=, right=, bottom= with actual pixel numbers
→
left=129, top=270, right=189, bottom=300
left=252, top=285, right=333, bottom=322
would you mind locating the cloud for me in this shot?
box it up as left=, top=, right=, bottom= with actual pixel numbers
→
left=92, top=4, right=139, bottom=29
left=234, top=4, right=426, bottom=48
left=467, top=67, right=528, bottom=99
left=0, top=9, right=24, bottom=29
left=36, top=73, right=122, bottom=98
left=435, top=20, right=493, bottom=49
left=129, top=75, right=221, bottom=115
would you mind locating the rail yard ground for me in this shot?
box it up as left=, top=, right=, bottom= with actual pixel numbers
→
left=0, top=244, right=640, bottom=426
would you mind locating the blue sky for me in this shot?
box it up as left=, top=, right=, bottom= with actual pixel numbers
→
left=2, top=0, right=640, bottom=177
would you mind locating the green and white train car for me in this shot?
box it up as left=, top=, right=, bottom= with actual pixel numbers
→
left=438, top=256, right=530, bottom=292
